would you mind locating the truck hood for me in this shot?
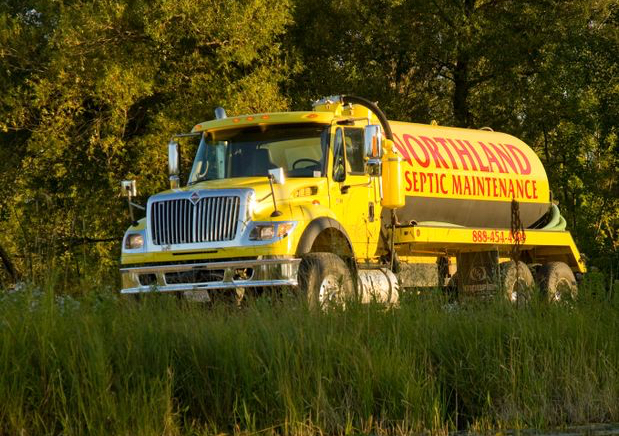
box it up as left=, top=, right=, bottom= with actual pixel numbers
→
left=155, top=177, right=326, bottom=218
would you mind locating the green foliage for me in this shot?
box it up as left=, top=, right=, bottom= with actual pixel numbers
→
left=0, top=0, right=291, bottom=284
left=0, top=287, right=618, bottom=434
left=0, top=0, right=617, bottom=284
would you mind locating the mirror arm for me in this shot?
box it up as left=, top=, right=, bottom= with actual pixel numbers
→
left=121, top=180, right=140, bottom=225
left=126, top=196, right=136, bottom=225
left=267, top=174, right=283, bottom=217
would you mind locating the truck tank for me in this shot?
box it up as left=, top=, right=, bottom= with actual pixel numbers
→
left=388, top=121, right=551, bottom=229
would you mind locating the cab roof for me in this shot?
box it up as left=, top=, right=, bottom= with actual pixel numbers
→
left=191, top=111, right=336, bottom=134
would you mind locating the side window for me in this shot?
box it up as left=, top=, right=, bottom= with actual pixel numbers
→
left=332, top=127, right=346, bottom=182
left=344, top=128, right=365, bottom=174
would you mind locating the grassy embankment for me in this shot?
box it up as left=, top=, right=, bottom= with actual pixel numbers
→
left=0, top=279, right=618, bottom=436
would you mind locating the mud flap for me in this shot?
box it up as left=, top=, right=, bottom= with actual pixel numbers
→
left=456, top=251, right=499, bottom=296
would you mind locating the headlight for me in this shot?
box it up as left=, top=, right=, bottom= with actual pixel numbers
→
left=125, top=233, right=144, bottom=249
left=249, top=222, right=296, bottom=241
left=249, top=225, right=275, bottom=241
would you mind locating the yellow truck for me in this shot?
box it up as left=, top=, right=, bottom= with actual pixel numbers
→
left=120, top=95, right=585, bottom=304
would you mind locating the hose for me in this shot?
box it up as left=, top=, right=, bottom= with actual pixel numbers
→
left=542, top=204, right=561, bottom=230
left=341, top=95, right=393, bottom=140
left=541, top=204, right=567, bottom=231
left=416, top=221, right=464, bottom=228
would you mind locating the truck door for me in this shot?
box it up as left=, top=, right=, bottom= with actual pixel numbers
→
left=330, top=126, right=381, bottom=260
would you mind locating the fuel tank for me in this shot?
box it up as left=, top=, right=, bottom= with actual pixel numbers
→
left=387, top=121, right=551, bottom=229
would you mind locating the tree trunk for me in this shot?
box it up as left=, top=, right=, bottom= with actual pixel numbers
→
left=453, top=0, right=475, bottom=128
left=453, top=56, right=472, bottom=127
left=0, top=243, right=19, bottom=285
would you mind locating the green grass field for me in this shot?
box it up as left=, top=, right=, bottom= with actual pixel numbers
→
left=1, top=280, right=618, bottom=436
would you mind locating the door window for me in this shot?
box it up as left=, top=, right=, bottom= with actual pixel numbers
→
left=344, top=128, right=365, bottom=174
left=332, top=127, right=346, bottom=182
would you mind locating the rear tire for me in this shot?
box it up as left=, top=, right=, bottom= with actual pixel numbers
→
left=500, top=261, right=534, bottom=303
left=298, top=253, right=354, bottom=308
left=536, top=261, right=577, bottom=302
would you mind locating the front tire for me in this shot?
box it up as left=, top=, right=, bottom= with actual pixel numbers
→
left=297, top=253, right=354, bottom=308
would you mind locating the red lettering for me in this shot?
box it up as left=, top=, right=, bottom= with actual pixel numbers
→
left=532, top=180, right=538, bottom=199
left=420, top=172, right=427, bottom=191
left=492, top=178, right=498, bottom=197
left=503, top=143, right=531, bottom=175
left=524, top=180, right=533, bottom=199
left=439, top=174, right=448, bottom=194
left=479, top=142, right=506, bottom=173
left=464, top=140, right=490, bottom=172
left=453, top=175, right=462, bottom=194
left=516, top=179, right=525, bottom=198
left=405, top=171, right=412, bottom=191
left=476, top=176, right=484, bottom=196
left=463, top=176, right=471, bottom=195
left=404, top=134, right=431, bottom=168
left=508, top=179, right=515, bottom=198
left=434, top=137, right=459, bottom=170
left=420, top=136, right=449, bottom=169
left=413, top=171, right=419, bottom=192
left=392, top=133, right=412, bottom=166
left=490, top=143, right=518, bottom=174
left=499, top=178, right=507, bottom=197
left=449, top=139, right=478, bottom=171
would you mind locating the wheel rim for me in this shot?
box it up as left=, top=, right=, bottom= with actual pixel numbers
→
left=552, top=277, right=574, bottom=301
left=318, top=274, right=342, bottom=304
left=508, top=278, right=531, bottom=303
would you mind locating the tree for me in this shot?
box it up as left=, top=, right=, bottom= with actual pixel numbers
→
left=0, top=0, right=291, bottom=284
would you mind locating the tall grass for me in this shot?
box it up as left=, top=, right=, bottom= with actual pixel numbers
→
left=0, top=282, right=618, bottom=435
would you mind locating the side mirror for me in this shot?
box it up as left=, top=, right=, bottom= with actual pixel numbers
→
left=364, top=125, right=383, bottom=176
left=268, top=167, right=286, bottom=185
left=364, top=125, right=383, bottom=159
left=121, top=180, right=137, bottom=197
left=168, top=140, right=180, bottom=189
left=120, top=180, right=140, bottom=224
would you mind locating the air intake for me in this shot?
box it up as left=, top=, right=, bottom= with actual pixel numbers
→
left=214, top=107, right=227, bottom=120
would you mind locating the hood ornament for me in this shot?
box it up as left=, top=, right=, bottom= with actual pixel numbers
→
left=189, top=191, right=200, bottom=205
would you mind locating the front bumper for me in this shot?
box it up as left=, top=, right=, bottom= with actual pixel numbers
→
left=120, top=258, right=301, bottom=294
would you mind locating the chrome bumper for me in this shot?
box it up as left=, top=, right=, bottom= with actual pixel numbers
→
left=120, top=258, right=301, bottom=294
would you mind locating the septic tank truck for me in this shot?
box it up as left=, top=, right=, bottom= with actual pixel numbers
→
left=119, top=95, right=585, bottom=304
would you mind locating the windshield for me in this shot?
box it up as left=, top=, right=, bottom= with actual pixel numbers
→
left=188, top=124, right=330, bottom=184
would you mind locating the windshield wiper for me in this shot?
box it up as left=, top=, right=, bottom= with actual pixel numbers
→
left=189, top=176, right=211, bottom=185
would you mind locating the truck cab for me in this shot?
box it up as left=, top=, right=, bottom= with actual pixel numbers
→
left=120, top=97, right=393, bottom=303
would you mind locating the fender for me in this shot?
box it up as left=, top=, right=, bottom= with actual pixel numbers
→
left=295, top=217, right=353, bottom=256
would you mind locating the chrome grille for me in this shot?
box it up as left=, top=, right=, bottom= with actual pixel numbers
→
left=151, top=196, right=241, bottom=245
